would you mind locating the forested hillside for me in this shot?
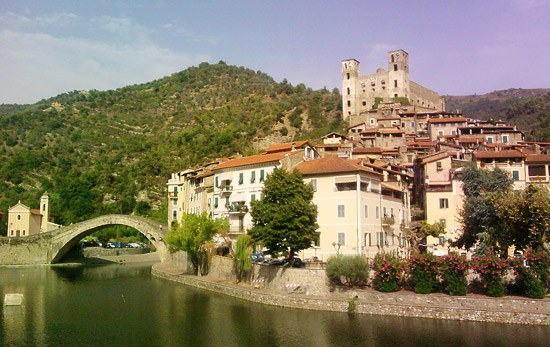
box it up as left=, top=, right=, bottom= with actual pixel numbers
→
left=0, top=62, right=343, bottom=234
left=445, top=89, right=550, bottom=141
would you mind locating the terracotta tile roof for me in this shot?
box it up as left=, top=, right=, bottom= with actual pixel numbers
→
left=458, top=138, right=484, bottom=143
left=297, top=156, right=382, bottom=176
left=428, top=117, right=467, bottom=124
left=398, top=111, right=416, bottom=115
left=360, top=128, right=379, bottom=134
left=379, top=129, right=405, bottom=134
left=353, top=147, right=382, bottom=154
left=322, top=132, right=346, bottom=139
left=265, top=141, right=309, bottom=153
left=213, top=150, right=302, bottom=170
left=346, top=122, right=365, bottom=130
left=525, top=154, right=550, bottom=163
left=473, top=150, right=525, bottom=159
left=31, top=209, right=41, bottom=215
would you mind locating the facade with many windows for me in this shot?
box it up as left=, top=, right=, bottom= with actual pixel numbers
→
left=297, top=156, right=411, bottom=260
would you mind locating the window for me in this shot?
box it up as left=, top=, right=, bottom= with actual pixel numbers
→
left=451, top=130, right=456, bottom=135
left=438, top=131, right=444, bottom=136
left=377, top=232, right=386, bottom=246
left=347, top=100, right=351, bottom=107
left=207, top=198, right=211, bottom=208
left=347, top=73, right=350, bottom=80
left=310, top=178, right=317, bottom=192
left=436, top=161, right=442, bottom=170
left=487, top=136, right=493, bottom=144
left=362, top=101, right=366, bottom=106
left=173, top=186, right=178, bottom=192
left=251, top=194, right=256, bottom=201
left=172, top=210, right=177, bottom=219
left=512, top=170, right=520, bottom=181
left=364, top=233, right=371, bottom=247
left=338, top=232, right=345, bottom=246
left=313, top=232, right=321, bottom=247
left=215, top=177, right=219, bottom=187
left=18, top=215, right=21, bottom=220
left=338, top=204, right=345, bottom=218
left=440, top=198, right=449, bottom=209
left=260, top=169, right=265, bottom=182
left=370, top=118, right=375, bottom=125
left=225, top=197, right=229, bottom=206
left=250, top=171, right=256, bottom=183
left=439, top=219, right=446, bottom=228
left=364, top=205, right=368, bottom=218
left=376, top=206, right=380, bottom=219
left=402, top=122, right=406, bottom=128
left=239, top=173, right=244, bottom=185
left=411, top=122, right=415, bottom=128
left=394, top=64, right=398, bottom=71
left=394, top=80, right=398, bottom=88
left=503, top=135, right=509, bottom=144
left=173, top=199, right=178, bottom=206
left=214, top=197, right=218, bottom=208
left=347, top=87, right=350, bottom=95
left=439, top=236, right=446, bottom=246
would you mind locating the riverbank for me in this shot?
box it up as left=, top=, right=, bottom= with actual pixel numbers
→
left=152, top=262, right=550, bottom=326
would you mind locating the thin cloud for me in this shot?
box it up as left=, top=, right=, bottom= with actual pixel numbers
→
left=163, top=21, right=219, bottom=44
left=0, top=29, right=211, bottom=104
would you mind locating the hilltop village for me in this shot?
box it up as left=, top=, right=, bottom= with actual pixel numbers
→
left=168, top=49, right=550, bottom=261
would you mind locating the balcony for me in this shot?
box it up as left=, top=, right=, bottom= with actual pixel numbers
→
left=168, top=191, right=178, bottom=198
left=219, top=184, right=233, bottom=194
left=226, top=202, right=248, bottom=215
left=382, top=215, right=395, bottom=226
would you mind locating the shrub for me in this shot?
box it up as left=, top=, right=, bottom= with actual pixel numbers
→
left=472, top=256, right=508, bottom=297
left=372, top=253, right=404, bottom=292
left=326, top=255, right=369, bottom=287
left=511, top=250, right=550, bottom=299
left=440, top=253, right=469, bottom=296
left=408, top=253, right=439, bottom=294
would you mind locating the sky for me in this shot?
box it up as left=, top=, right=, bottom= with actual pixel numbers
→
left=0, top=0, right=549, bottom=104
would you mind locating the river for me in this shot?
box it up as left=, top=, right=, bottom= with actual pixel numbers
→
left=1, top=261, right=549, bottom=346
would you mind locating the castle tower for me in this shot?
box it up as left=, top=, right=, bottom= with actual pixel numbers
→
left=387, top=49, right=410, bottom=100
left=40, top=192, right=49, bottom=233
left=342, top=59, right=360, bottom=121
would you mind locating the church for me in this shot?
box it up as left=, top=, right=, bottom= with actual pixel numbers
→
left=7, top=193, right=61, bottom=237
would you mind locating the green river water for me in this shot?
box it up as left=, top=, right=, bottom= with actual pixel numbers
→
left=1, top=261, right=549, bottom=346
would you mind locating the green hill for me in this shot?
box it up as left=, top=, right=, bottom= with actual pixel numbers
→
left=0, top=62, right=343, bottom=233
left=444, top=89, right=550, bottom=141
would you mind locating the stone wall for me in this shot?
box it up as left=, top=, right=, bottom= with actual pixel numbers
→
left=82, top=247, right=150, bottom=257
left=152, top=264, right=550, bottom=325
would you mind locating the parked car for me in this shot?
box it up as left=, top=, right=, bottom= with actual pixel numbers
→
left=267, top=257, right=305, bottom=268
left=251, top=253, right=265, bottom=263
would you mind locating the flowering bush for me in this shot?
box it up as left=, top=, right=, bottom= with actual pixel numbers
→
left=326, top=255, right=369, bottom=287
left=408, top=253, right=439, bottom=294
left=472, top=255, right=508, bottom=297
left=511, top=250, right=550, bottom=299
left=372, top=253, right=404, bottom=292
left=440, top=253, right=469, bottom=296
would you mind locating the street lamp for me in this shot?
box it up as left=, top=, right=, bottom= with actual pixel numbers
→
left=332, top=241, right=341, bottom=256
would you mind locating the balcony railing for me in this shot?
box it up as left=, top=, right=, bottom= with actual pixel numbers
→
left=168, top=191, right=178, bottom=197
left=382, top=215, right=395, bottom=226
left=226, top=202, right=248, bottom=214
left=219, top=184, right=233, bottom=194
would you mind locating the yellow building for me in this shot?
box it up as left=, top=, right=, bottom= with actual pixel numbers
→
left=297, top=156, right=411, bottom=260
left=7, top=193, right=60, bottom=237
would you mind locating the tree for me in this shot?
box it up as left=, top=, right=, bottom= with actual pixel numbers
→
left=492, top=184, right=550, bottom=253
left=234, top=234, right=252, bottom=283
left=249, top=168, right=318, bottom=262
left=164, top=213, right=228, bottom=275
left=454, top=165, right=514, bottom=257
left=409, top=221, right=445, bottom=255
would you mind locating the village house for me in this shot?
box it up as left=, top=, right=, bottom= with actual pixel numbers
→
left=7, top=193, right=61, bottom=237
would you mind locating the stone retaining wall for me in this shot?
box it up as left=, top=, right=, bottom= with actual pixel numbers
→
left=152, top=264, right=550, bottom=325
left=82, top=247, right=150, bottom=257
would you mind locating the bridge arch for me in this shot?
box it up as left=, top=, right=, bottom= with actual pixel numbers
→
left=48, top=215, right=169, bottom=264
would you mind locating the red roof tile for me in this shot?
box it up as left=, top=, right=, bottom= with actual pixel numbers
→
left=428, top=117, right=467, bottom=124
left=297, top=156, right=382, bottom=176
left=525, top=154, right=550, bottom=163
left=265, top=141, right=309, bottom=153
left=353, top=147, right=382, bottom=154
left=213, top=151, right=302, bottom=170
left=473, top=150, right=525, bottom=159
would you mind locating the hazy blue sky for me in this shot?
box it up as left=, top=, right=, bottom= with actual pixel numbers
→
left=1, top=0, right=548, bottom=104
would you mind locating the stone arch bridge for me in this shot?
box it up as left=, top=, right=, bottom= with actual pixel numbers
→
left=0, top=215, right=169, bottom=265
